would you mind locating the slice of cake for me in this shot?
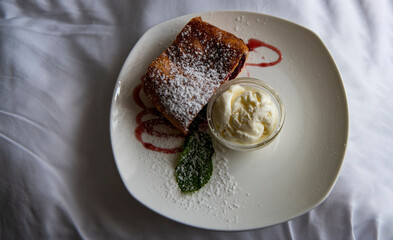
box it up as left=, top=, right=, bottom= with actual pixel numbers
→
left=143, top=17, right=249, bottom=135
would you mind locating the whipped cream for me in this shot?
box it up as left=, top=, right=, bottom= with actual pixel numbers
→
left=212, top=84, right=278, bottom=145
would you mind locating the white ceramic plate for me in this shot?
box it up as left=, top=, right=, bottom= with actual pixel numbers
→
left=110, top=11, right=348, bottom=231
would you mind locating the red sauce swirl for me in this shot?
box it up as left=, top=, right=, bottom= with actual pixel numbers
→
left=246, top=39, right=282, bottom=67
left=133, top=83, right=183, bottom=154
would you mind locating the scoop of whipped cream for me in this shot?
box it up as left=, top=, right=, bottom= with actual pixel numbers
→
left=212, top=84, right=278, bottom=144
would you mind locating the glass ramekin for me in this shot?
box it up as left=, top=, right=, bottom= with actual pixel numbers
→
left=207, top=77, right=285, bottom=151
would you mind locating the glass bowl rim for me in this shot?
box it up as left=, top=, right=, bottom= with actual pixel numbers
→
left=206, top=77, right=285, bottom=151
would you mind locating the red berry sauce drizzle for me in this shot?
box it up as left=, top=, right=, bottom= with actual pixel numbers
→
left=133, top=38, right=282, bottom=153
left=133, top=83, right=183, bottom=154
left=246, top=38, right=282, bottom=67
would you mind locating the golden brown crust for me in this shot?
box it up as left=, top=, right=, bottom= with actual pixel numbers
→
left=143, top=17, right=249, bottom=134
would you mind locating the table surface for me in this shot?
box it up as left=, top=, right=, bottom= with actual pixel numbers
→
left=1, top=0, right=392, bottom=239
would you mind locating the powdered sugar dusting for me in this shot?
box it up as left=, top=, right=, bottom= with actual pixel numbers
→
left=144, top=18, right=247, bottom=130
left=145, top=150, right=243, bottom=225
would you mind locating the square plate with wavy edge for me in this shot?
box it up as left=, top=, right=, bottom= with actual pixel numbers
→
left=110, top=11, right=348, bottom=231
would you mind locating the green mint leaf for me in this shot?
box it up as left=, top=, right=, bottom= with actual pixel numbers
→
left=175, top=131, right=214, bottom=193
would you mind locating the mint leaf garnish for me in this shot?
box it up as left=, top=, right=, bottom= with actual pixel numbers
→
left=175, top=131, right=214, bottom=193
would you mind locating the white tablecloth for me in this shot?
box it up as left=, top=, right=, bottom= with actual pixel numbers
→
left=1, top=0, right=393, bottom=239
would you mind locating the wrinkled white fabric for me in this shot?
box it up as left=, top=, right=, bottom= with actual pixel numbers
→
left=1, top=0, right=393, bottom=239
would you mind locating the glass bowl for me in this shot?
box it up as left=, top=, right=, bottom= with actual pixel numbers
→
left=207, top=77, right=285, bottom=151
